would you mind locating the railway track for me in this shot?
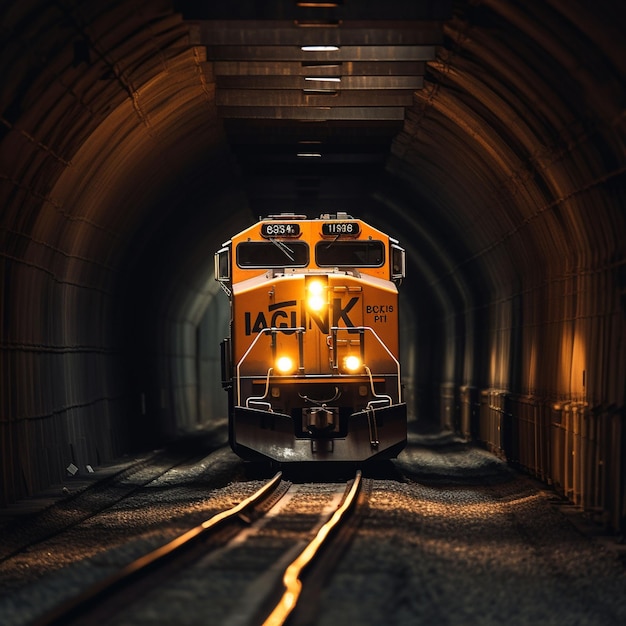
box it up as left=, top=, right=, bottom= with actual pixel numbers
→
left=262, top=470, right=365, bottom=626
left=32, top=470, right=367, bottom=626
left=0, top=432, right=228, bottom=565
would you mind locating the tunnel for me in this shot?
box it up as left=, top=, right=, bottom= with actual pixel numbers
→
left=0, top=0, right=624, bottom=533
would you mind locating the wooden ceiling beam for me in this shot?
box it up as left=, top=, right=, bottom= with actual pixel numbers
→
left=216, top=89, right=415, bottom=107
left=190, top=21, right=443, bottom=46
left=205, top=45, right=436, bottom=61
left=219, top=106, right=406, bottom=120
left=215, top=75, right=424, bottom=89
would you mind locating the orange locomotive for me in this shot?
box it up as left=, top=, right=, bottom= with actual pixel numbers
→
left=215, top=213, right=406, bottom=463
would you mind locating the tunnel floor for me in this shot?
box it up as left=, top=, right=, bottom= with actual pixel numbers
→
left=0, top=426, right=624, bottom=625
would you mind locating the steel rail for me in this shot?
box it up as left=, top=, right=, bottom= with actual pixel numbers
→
left=34, top=471, right=284, bottom=626
left=262, top=470, right=362, bottom=626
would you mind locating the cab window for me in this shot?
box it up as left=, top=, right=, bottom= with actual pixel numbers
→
left=391, top=243, right=405, bottom=280
left=215, top=247, right=230, bottom=281
left=315, top=240, right=385, bottom=267
left=236, top=241, right=309, bottom=268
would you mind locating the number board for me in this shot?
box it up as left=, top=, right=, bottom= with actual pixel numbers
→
left=321, top=222, right=360, bottom=237
left=261, top=223, right=301, bottom=237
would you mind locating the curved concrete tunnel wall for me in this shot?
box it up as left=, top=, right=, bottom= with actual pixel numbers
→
left=119, top=185, right=250, bottom=445
left=394, top=3, right=625, bottom=413
left=0, top=1, right=624, bottom=530
left=385, top=1, right=626, bottom=532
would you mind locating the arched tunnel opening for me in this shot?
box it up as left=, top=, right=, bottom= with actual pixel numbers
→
left=0, top=0, right=624, bottom=533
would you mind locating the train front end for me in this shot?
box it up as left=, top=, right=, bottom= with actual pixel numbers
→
left=215, top=213, right=406, bottom=463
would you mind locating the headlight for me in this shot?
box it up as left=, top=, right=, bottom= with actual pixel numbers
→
left=307, top=279, right=326, bottom=312
left=276, top=356, right=294, bottom=374
left=342, top=355, right=362, bottom=372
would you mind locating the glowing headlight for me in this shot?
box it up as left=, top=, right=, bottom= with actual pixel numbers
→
left=307, top=279, right=325, bottom=312
left=276, top=356, right=294, bottom=374
left=343, top=355, right=362, bottom=372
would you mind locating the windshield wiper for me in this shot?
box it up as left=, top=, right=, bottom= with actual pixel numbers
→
left=324, top=234, right=341, bottom=249
left=269, top=237, right=295, bottom=262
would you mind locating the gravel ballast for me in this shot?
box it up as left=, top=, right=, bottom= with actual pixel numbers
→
left=0, top=428, right=624, bottom=625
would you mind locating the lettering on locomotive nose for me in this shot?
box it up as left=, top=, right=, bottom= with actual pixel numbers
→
left=245, top=300, right=297, bottom=335
left=333, top=296, right=359, bottom=328
left=243, top=296, right=361, bottom=335
left=365, top=305, right=394, bottom=314
left=366, top=304, right=394, bottom=323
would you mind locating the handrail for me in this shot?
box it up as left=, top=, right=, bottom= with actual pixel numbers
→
left=331, top=325, right=402, bottom=403
left=235, top=325, right=401, bottom=406
left=246, top=367, right=273, bottom=409
left=235, top=327, right=305, bottom=405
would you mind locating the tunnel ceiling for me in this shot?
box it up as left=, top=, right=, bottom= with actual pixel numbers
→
left=2, top=0, right=623, bottom=286
left=178, top=0, right=450, bottom=216
left=0, top=0, right=624, bottom=357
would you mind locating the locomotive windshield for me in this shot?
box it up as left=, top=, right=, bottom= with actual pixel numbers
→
left=237, top=241, right=309, bottom=268
left=315, top=240, right=385, bottom=267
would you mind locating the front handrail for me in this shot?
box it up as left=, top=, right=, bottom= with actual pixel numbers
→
left=246, top=367, right=273, bottom=410
left=331, top=325, right=402, bottom=403
left=235, top=327, right=305, bottom=406
left=235, top=325, right=402, bottom=406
